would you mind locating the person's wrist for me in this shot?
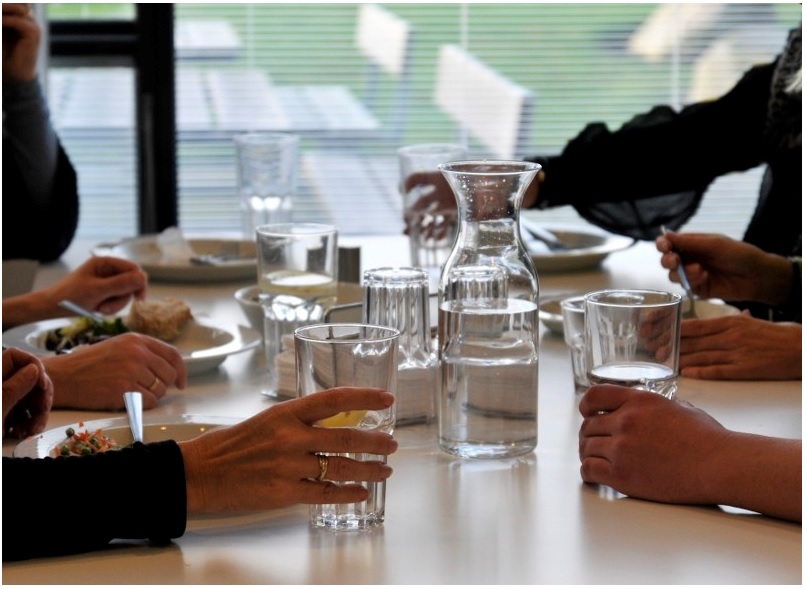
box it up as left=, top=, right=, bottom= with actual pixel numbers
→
left=756, top=254, right=797, bottom=306
left=178, top=440, right=206, bottom=513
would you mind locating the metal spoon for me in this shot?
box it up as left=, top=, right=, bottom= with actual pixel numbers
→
left=661, top=226, right=697, bottom=319
left=676, top=260, right=698, bottom=319
left=123, top=391, right=144, bottom=444
left=58, top=299, right=106, bottom=322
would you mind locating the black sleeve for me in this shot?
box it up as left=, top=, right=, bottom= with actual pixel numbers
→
left=527, top=62, right=775, bottom=241
left=2, top=140, right=80, bottom=263
left=2, top=440, right=187, bottom=562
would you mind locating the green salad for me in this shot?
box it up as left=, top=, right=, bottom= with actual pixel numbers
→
left=43, top=317, right=130, bottom=354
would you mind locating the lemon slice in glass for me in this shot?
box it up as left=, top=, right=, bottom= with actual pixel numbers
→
left=317, top=410, right=367, bottom=428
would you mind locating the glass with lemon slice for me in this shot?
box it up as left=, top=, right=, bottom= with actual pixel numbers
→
left=295, top=323, right=399, bottom=530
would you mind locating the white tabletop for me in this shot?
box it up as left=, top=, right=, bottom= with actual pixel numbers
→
left=2, top=235, right=801, bottom=583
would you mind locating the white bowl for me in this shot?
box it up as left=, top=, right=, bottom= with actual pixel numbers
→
left=691, top=298, right=742, bottom=319
left=234, top=283, right=365, bottom=334
left=235, top=285, right=265, bottom=333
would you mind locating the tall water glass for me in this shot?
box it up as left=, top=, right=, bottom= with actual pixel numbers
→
left=235, top=133, right=299, bottom=239
left=257, top=223, right=338, bottom=399
left=399, top=144, right=467, bottom=286
left=584, top=289, right=682, bottom=399
left=295, top=323, right=399, bottom=530
left=363, top=267, right=437, bottom=424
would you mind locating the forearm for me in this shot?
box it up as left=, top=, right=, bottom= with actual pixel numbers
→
left=526, top=64, right=773, bottom=211
left=749, top=253, right=795, bottom=306
left=2, top=288, right=64, bottom=331
left=706, top=432, right=801, bottom=522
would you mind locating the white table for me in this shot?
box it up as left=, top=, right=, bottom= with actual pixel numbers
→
left=2, top=236, right=801, bottom=583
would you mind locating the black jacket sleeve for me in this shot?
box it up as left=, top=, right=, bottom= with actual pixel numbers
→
left=2, top=140, right=80, bottom=263
left=2, top=440, right=187, bottom=562
left=527, top=61, right=775, bottom=241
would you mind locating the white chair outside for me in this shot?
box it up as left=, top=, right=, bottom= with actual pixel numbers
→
left=434, top=44, right=535, bottom=159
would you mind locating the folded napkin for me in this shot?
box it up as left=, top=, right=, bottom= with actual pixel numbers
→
left=156, top=227, right=196, bottom=264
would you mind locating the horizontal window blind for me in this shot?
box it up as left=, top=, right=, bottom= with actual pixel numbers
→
left=44, top=3, right=801, bottom=241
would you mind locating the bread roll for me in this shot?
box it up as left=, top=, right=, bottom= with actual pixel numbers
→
left=127, top=297, right=193, bottom=342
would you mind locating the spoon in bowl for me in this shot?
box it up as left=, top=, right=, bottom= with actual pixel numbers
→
left=123, top=391, right=144, bottom=444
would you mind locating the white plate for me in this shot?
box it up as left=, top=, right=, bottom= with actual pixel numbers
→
left=524, top=225, right=635, bottom=273
left=12, top=414, right=242, bottom=458
left=3, top=318, right=262, bottom=376
left=92, top=236, right=257, bottom=283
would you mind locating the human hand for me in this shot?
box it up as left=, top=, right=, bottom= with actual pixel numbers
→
left=179, top=387, right=398, bottom=514
left=3, top=347, right=53, bottom=439
left=655, top=232, right=792, bottom=306
left=41, top=333, right=186, bottom=410
left=2, top=4, right=40, bottom=82
left=578, top=384, right=731, bottom=505
left=402, top=171, right=458, bottom=240
left=678, top=314, right=801, bottom=380
left=44, top=256, right=148, bottom=317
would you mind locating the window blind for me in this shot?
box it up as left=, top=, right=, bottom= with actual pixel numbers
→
left=45, top=3, right=801, bottom=241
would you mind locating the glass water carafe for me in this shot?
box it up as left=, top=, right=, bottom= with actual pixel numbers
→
left=436, top=161, right=542, bottom=459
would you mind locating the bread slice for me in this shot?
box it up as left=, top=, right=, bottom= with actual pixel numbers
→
left=126, top=297, right=193, bottom=342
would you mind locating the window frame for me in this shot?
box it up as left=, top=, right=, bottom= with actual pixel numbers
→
left=48, top=4, right=178, bottom=235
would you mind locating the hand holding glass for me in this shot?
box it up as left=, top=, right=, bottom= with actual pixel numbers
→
left=295, top=323, right=399, bottom=529
left=399, top=144, right=467, bottom=276
left=584, top=289, right=681, bottom=399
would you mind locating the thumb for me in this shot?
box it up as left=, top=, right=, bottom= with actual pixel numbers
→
left=3, top=363, right=41, bottom=409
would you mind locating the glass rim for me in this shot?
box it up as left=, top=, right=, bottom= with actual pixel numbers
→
left=233, top=132, right=300, bottom=145
left=294, top=323, right=401, bottom=343
left=560, top=295, right=587, bottom=312
left=584, top=288, right=682, bottom=308
left=255, top=222, right=337, bottom=236
left=437, top=160, right=542, bottom=175
left=363, top=266, right=429, bottom=283
left=397, top=143, right=467, bottom=155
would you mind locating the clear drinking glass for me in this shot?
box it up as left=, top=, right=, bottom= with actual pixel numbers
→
left=399, top=143, right=467, bottom=286
left=436, top=161, right=543, bottom=459
left=235, top=133, right=300, bottom=240
left=257, top=223, right=338, bottom=399
left=584, top=289, right=682, bottom=399
left=560, top=295, right=588, bottom=396
left=362, top=267, right=437, bottom=425
left=295, top=323, right=399, bottom=530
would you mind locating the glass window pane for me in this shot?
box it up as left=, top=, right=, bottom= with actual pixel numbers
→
left=49, top=4, right=800, bottom=241
left=173, top=3, right=799, bottom=241
left=47, top=3, right=135, bottom=20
